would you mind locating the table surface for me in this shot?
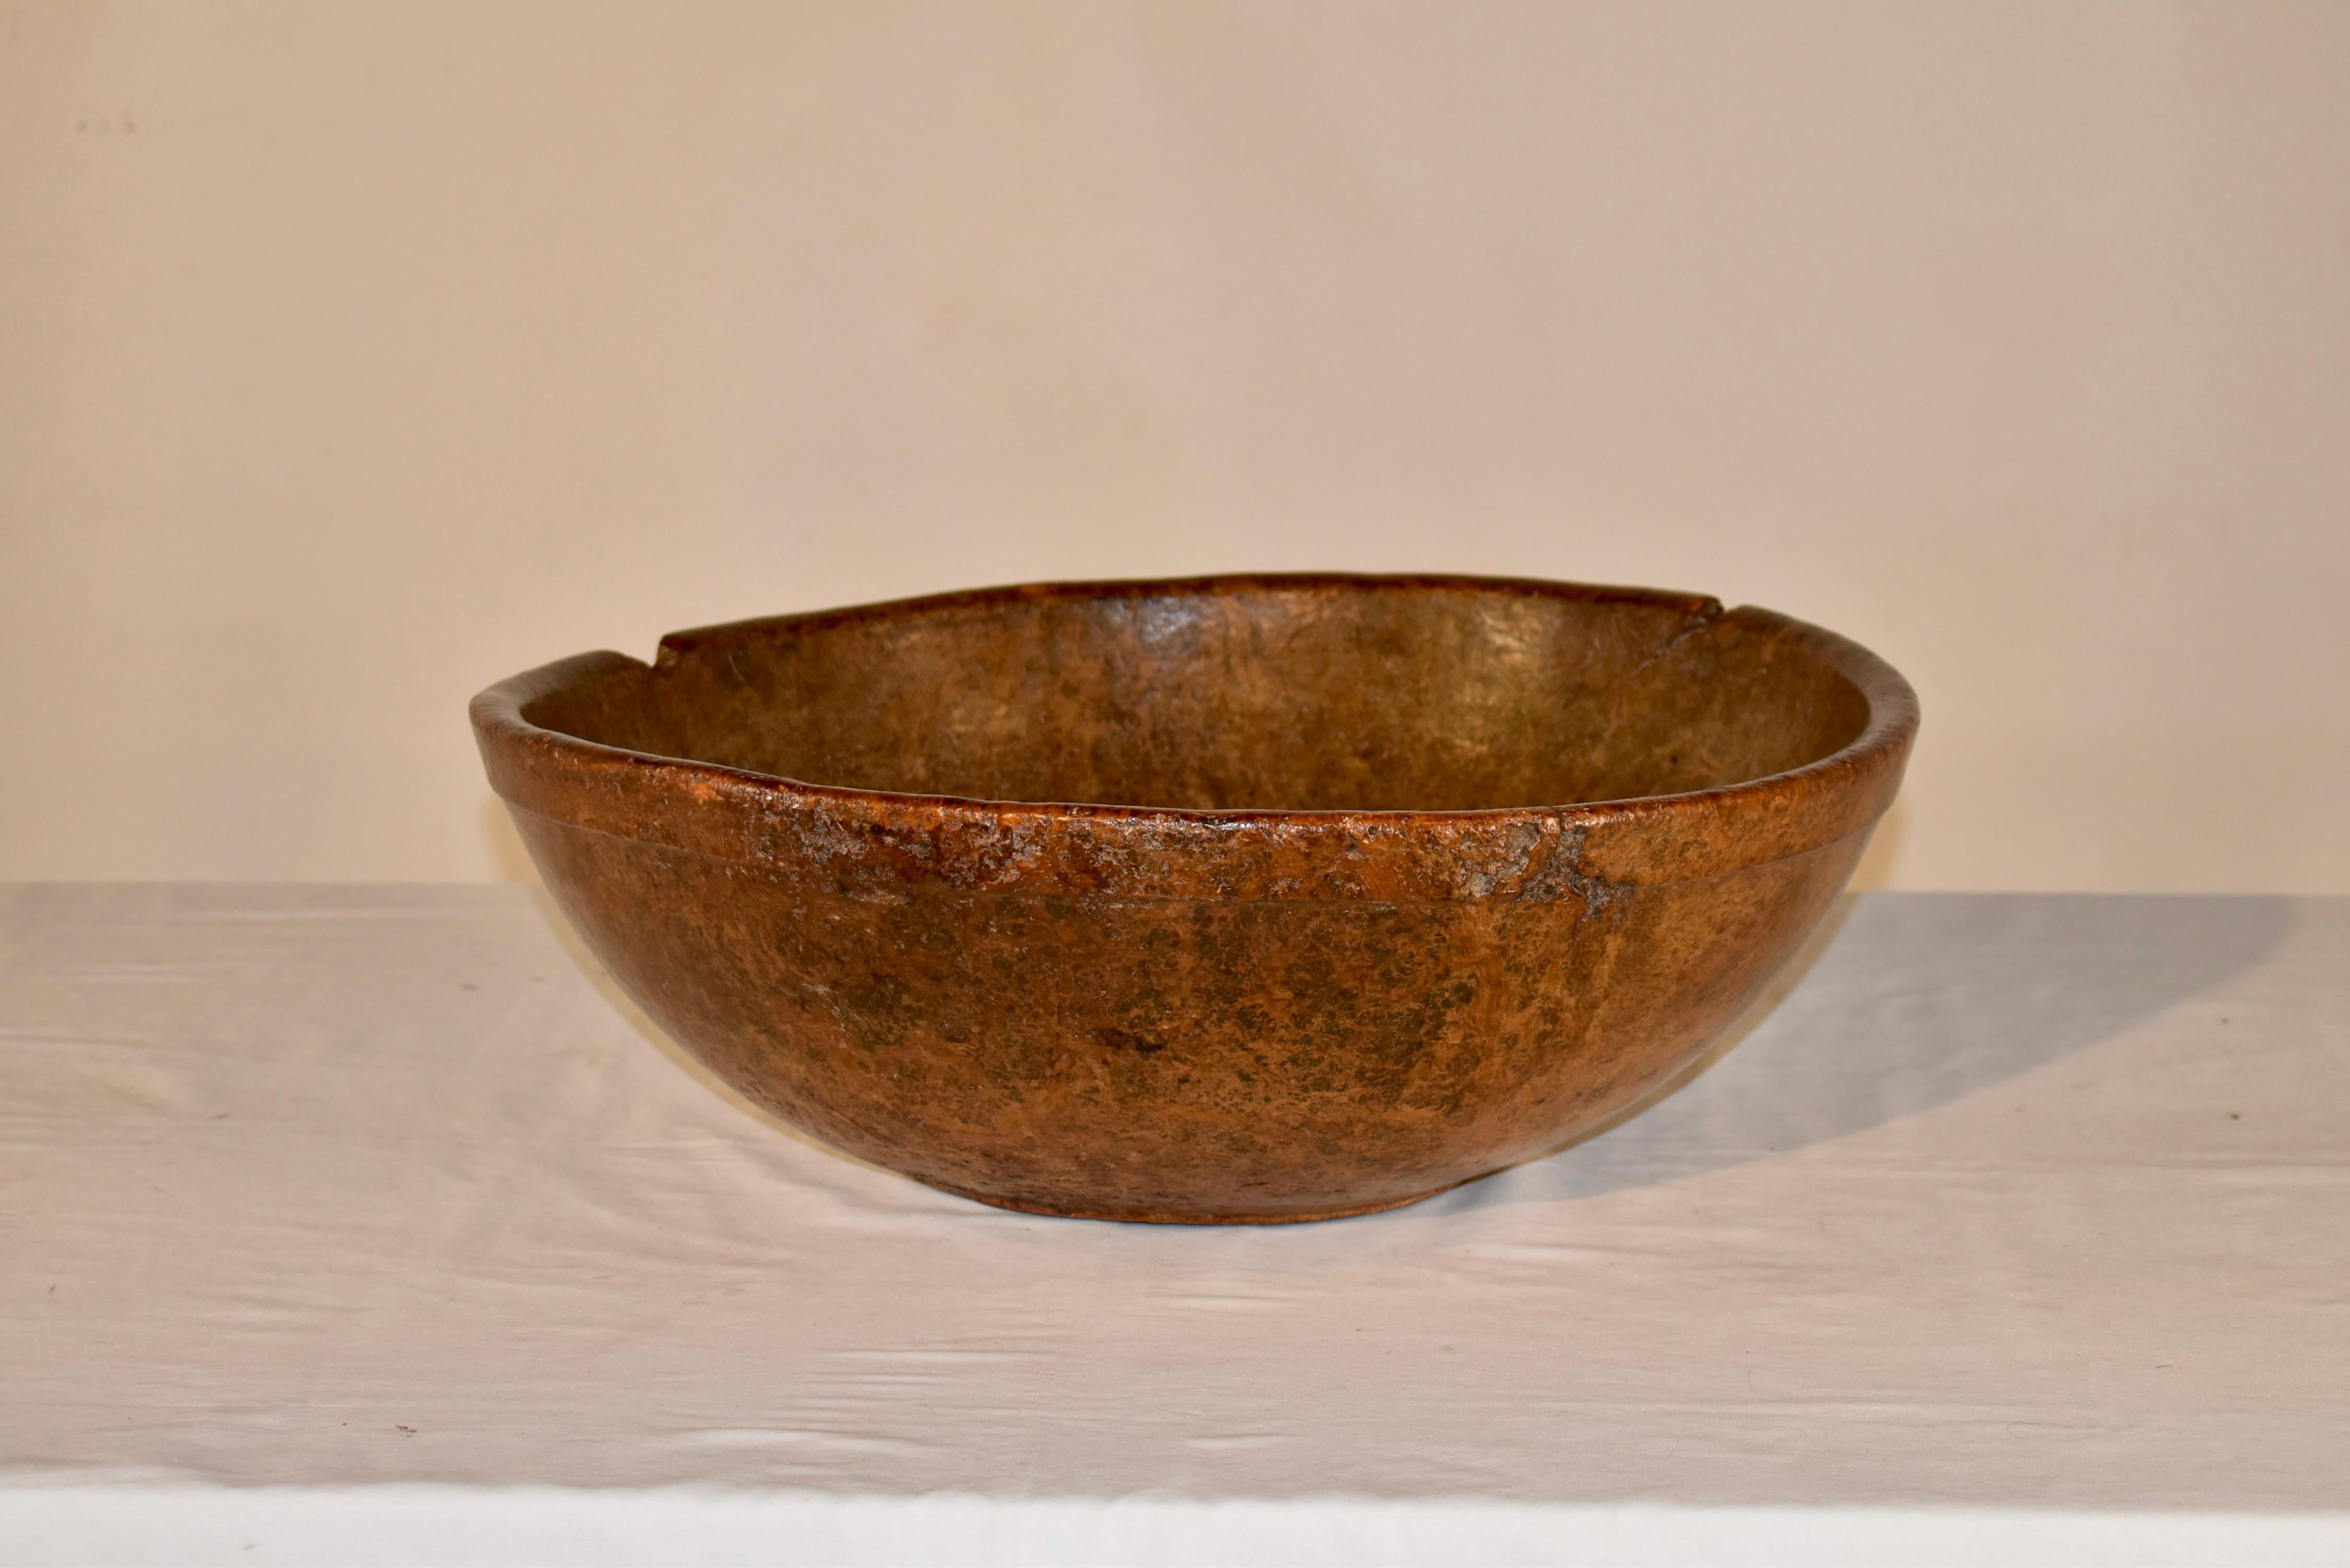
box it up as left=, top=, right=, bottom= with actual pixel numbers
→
left=3, top=884, right=2346, bottom=1565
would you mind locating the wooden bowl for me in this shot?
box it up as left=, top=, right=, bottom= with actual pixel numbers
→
left=473, top=575, right=1916, bottom=1223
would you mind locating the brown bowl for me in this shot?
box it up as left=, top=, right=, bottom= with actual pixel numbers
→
left=473, top=574, right=1916, bottom=1223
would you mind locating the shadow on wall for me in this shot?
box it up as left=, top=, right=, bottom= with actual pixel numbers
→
left=1434, top=890, right=2291, bottom=1213
left=1844, top=796, right=1909, bottom=891
left=481, top=797, right=539, bottom=884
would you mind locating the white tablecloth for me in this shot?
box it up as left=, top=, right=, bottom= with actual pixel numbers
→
left=3, top=885, right=2345, bottom=1565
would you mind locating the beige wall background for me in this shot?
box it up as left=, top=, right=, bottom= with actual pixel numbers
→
left=4, top=0, right=2346, bottom=891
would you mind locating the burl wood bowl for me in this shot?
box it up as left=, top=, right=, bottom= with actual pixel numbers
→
left=474, top=574, right=1916, bottom=1223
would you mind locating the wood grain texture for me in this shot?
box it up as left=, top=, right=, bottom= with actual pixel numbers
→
left=473, top=574, right=1917, bottom=1221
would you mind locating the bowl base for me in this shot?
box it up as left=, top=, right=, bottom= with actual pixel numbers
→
left=926, top=1179, right=1462, bottom=1226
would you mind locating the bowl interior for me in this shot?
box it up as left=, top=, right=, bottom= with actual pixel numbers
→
left=524, top=581, right=1871, bottom=812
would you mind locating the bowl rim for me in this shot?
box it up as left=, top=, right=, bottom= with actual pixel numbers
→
left=471, top=572, right=1919, bottom=897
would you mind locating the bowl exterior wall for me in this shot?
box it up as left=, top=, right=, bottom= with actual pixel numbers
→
left=509, top=805, right=1870, bottom=1221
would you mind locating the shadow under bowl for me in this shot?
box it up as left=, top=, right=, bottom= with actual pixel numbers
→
left=472, top=573, right=1917, bottom=1223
